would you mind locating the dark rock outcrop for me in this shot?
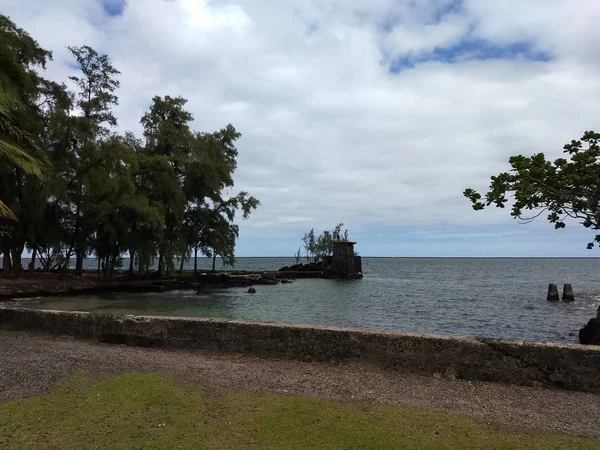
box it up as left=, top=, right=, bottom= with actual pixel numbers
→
left=580, top=307, right=600, bottom=345
left=279, top=262, right=323, bottom=272
left=580, top=318, right=600, bottom=345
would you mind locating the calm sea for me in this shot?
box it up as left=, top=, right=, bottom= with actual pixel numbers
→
left=12, top=257, right=600, bottom=343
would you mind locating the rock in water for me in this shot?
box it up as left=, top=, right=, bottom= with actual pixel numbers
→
left=547, top=284, right=559, bottom=301
left=247, top=287, right=256, bottom=294
left=562, top=284, right=575, bottom=302
left=580, top=319, right=600, bottom=345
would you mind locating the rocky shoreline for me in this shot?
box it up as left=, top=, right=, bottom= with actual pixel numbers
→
left=0, top=272, right=261, bottom=301
left=579, top=307, right=600, bottom=345
left=0, top=263, right=334, bottom=301
left=0, top=260, right=361, bottom=301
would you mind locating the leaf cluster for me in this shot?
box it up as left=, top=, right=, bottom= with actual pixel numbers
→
left=464, top=131, right=600, bottom=249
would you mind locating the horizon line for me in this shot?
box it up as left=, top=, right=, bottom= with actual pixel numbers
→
left=19, top=255, right=600, bottom=259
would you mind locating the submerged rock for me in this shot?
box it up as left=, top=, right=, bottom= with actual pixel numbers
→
left=247, top=287, right=256, bottom=294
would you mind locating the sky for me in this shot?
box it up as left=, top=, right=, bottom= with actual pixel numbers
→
left=3, top=0, right=600, bottom=257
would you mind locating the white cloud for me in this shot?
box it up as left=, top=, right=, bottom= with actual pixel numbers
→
left=4, top=0, right=600, bottom=254
left=383, top=12, right=470, bottom=57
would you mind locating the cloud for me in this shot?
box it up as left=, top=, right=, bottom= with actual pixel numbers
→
left=5, top=0, right=600, bottom=256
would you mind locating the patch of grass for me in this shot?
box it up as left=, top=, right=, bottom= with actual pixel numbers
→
left=0, top=372, right=597, bottom=449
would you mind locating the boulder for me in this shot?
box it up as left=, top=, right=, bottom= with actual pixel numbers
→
left=247, top=287, right=256, bottom=294
left=579, top=318, right=600, bottom=345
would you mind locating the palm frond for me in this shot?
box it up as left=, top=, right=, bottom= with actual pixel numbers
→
left=0, top=137, right=50, bottom=179
left=0, top=200, right=16, bottom=220
left=0, top=44, right=52, bottom=179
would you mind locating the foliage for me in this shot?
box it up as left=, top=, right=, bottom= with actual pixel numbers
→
left=0, top=371, right=596, bottom=449
left=294, top=246, right=301, bottom=264
left=302, top=223, right=343, bottom=262
left=464, top=131, right=600, bottom=249
left=0, top=23, right=51, bottom=219
left=0, top=15, right=259, bottom=277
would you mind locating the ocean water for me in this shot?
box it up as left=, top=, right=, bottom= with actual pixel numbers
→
left=12, top=257, right=600, bottom=343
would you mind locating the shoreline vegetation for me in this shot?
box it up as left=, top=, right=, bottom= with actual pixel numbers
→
left=0, top=15, right=260, bottom=280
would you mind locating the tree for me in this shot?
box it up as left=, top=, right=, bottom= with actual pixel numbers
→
left=464, top=130, right=600, bottom=249
left=184, top=125, right=258, bottom=273
left=190, top=192, right=259, bottom=272
left=294, top=246, right=302, bottom=264
left=0, top=15, right=57, bottom=276
left=0, top=15, right=261, bottom=279
left=0, top=46, right=50, bottom=218
left=302, top=228, right=316, bottom=262
left=66, top=45, right=120, bottom=275
left=140, top=96, right=191, bottom=277
left=301, top=223, right=343, bottom=262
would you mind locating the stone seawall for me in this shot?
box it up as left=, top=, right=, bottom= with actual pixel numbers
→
left=1, top=306, right=600, bottom=392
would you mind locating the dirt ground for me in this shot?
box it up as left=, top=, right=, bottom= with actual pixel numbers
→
left=1, top=329, right=599, bottom=439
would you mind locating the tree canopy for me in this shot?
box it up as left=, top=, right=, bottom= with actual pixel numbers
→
left=301, top=223, right=343, bottom=263
left=0, top=15, right=259, bottom=277
left=464, top=130, right=600, bottom=249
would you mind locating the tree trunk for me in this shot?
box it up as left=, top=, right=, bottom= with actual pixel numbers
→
left=60, top=246, right=73, bottom=273
left=75, top=249, right=84, bottom=276
left=178, top=255, right=185, bottom=276
left=97, top=256, right=101, bottom=278
left=109, top=254, right=117, bottom=279
left=212, top=251, right=217, bottom=272
left=194, top=246, right=198, bottom=274
left=157, top=250, right=164, bottom=279
left=10, top=247, right=22, bottom=278
left=128, top=249, right=135, bottom=278
left=2, top=242, right=11, bottom=277
left=29, top=247, right=37, bottom=278
left=103, top=245, right=110, bottom=280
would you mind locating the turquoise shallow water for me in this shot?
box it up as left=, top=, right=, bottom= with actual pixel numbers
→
left=11, top=257, right=600, bottom=343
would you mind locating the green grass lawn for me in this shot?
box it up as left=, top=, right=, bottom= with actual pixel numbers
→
left=0, top=372, right=596, bottom=450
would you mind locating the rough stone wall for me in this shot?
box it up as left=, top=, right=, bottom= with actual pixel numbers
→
left=332, top=242, right=356, bottom=275
left=1, top=306, right=600, bottom=392
left=354, top=256, right=362, bottom=274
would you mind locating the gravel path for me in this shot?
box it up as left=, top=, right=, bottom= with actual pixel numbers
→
left=1, top=329, right=599, bottom=438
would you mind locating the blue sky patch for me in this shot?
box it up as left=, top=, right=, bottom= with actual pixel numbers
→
left=389, top=38, right=552, bottom=73
left=102, top=0, right=126, bottom=17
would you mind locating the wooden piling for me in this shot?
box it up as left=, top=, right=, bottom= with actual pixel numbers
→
left=547, top=284, right=559, bottom=301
